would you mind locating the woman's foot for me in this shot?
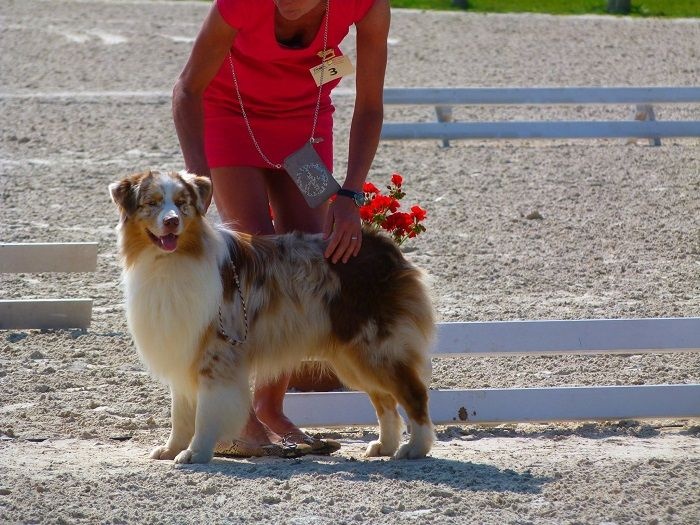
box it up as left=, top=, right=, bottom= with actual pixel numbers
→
left=281, top=431, right=341, bottom=455
left=254, top=375, right=342, bottom=455
left=216, top=410, right=313, bottom=458
left=215, top=439, right=308, bottom=458
left=239, top=408, right=280, bottom=446
left=254, top=406, right=341, bottom=456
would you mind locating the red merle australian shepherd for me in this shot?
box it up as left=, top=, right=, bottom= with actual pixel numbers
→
left=109, top=170, right=435, bottom=464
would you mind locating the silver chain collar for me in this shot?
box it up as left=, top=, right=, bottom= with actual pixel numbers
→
left=227, top=0, right=331, bottom=169
left=218, top=256, right=248, bottom=346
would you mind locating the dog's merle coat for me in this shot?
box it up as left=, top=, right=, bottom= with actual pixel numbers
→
left=110, top=170, right=435, bottom=463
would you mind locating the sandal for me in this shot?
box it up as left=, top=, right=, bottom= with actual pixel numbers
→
left=283, top=432, right=341, bottom=455
left=214, top=439, right=311, bottom=459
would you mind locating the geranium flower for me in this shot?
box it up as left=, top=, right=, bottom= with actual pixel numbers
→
left=360, top=173, right=427, bottom=246
left=363, top=182, right=380, bottom=194
left=410, top=205, right=427, bottom=222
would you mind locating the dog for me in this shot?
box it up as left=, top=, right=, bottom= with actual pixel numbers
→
left=109, top=169, right=435, bottom=464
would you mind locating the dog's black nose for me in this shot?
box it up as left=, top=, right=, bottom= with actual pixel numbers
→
left=164, top=216, right=180, bottom=228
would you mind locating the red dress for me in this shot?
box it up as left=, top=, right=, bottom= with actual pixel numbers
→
left=204, top=0, right=375, bottom=171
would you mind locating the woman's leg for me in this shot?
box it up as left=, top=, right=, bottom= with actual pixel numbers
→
left=210, top=166, right=274, bottom=235
left=211, top=167, right=338, bottom=443
left=210, top=167, right=277, bottom=446
left=250, top=170, right=331, bottom=437
left=264, top=168, right=328, bottom=234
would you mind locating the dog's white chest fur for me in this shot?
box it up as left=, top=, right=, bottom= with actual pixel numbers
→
left=124, top=251, right=222, bottom=383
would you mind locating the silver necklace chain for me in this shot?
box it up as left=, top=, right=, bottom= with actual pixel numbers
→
left=228, top=0, right=330, bottom=170
left=218, top=257, right=248, bottom=346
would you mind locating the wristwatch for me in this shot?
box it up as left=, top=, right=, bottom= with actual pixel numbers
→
left=336, top=188, right=365, bottom=207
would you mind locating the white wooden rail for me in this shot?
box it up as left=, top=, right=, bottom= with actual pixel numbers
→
left=285, top=385, right=700, bottom=427
left=0, top=243, right=97, bottom=330
left=433, top=318, right=700, bottom=356
left=285, top=317, right=700, bottom=426
left=380, top=86, right=700, bottom=145
left=383, top=87, right=700, bottom=105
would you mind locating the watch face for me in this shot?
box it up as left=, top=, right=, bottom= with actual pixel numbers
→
left=338, top=189, right=365, bottom=207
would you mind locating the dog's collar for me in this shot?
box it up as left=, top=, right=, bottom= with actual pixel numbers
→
left=218, top=256, right=248, bottom=346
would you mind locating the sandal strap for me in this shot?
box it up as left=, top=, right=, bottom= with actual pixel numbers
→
left=215, top=439, right=307, bottom=458
left=283, top=431, right=319, bottom=446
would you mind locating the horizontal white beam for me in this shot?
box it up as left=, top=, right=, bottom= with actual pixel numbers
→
left=285, top=385, right=700, bottom=426
left=383, top=86, right=700, bottom=105
left=0, top=243, right=98, bottom=273
left=0, top=299, right=93, bottom=329
left=0, top=90, right=171, bottom=101
left=5, top=87, right=699, bottom=106
left=380, top=120, right=700, bottom=140
left=7, top=87, right=699, bottom=105
left=434, top=318, right=700, bottom=356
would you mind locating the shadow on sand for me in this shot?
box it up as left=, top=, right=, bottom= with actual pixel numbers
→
left=178, top=454, right=552, bottom=494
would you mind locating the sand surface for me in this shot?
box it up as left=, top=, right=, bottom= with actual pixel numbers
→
left=1, top=1, right=699, bottom=523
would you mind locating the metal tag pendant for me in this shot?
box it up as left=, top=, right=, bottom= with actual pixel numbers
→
left=283, top=140, right=340, bottom=209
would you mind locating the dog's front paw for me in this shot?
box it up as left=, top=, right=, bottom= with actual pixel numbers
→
left=174, top=449, right=193, bottom=464
left=174, top=448, right=213, bottom=464
left=365, top=440, right=396, bottom=457
left=150, top=446, right=181, bottom=460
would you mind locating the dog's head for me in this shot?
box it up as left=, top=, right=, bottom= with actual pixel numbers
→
left=109, top=170, right=212, bottom=259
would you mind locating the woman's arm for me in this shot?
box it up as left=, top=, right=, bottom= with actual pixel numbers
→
left=324, top=0, right=390, bottom=263
left=345, top=0, right=390, bottom=192
left=172, top=3, right=238, bottom=179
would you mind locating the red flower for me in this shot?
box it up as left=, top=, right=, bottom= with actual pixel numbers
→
left=381, top=212, right=408, bottom=231
left=398, top=212, right=414, bottom=231
left=410, top=205, right=427, bottom=222
left=363, top=182, right=380, bottom=194
left=370, top=195, right=399, bottom=214
left=388, top=197, right=400, bottom=213
left=359, top=174, right=426, bottom=246
left=359, top=205, right=374, bottom=222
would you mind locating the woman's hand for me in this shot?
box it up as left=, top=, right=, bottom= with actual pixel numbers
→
left=323, top=197, right=362, bottom=264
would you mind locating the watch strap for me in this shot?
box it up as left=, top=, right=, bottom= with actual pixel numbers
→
left=336, top=188, right=365, bottom=207
left=337, top=188, right=360, bottom=198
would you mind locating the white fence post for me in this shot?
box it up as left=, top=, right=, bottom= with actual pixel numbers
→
left=632, top=103, right=661, bottom=146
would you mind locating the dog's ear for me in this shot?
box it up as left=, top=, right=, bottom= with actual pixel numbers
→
left=179, top=171, right=212, bottom=215
left=109, top=171, right=148, bottom=216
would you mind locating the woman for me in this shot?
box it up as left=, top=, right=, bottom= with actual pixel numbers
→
left=172, top=0, right=390, bottom=456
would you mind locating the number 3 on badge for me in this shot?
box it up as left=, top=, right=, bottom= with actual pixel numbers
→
left=310, top=55, right=355, bottom=87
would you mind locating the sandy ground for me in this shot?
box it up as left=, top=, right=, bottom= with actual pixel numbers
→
left=1, top=1, right=699, bottom=523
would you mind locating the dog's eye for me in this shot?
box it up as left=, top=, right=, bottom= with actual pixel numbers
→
left=142, top=200, right=159, bottom=208
left=175, top=200, right=187, bottom=208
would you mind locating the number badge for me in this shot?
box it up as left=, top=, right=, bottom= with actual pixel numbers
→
left=309, top=50, right=355, bottom=87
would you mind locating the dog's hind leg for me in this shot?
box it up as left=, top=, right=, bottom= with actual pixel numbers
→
left=151, top=388, right=195, bottom=460
left=365, top=392, right=404, bottom=457
left=334, top=354, right=433, bottom=459
left=385, top=362, right=434, bottom=460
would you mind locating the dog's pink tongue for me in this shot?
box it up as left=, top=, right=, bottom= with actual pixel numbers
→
left=159, top=234, right=178, bottom=252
